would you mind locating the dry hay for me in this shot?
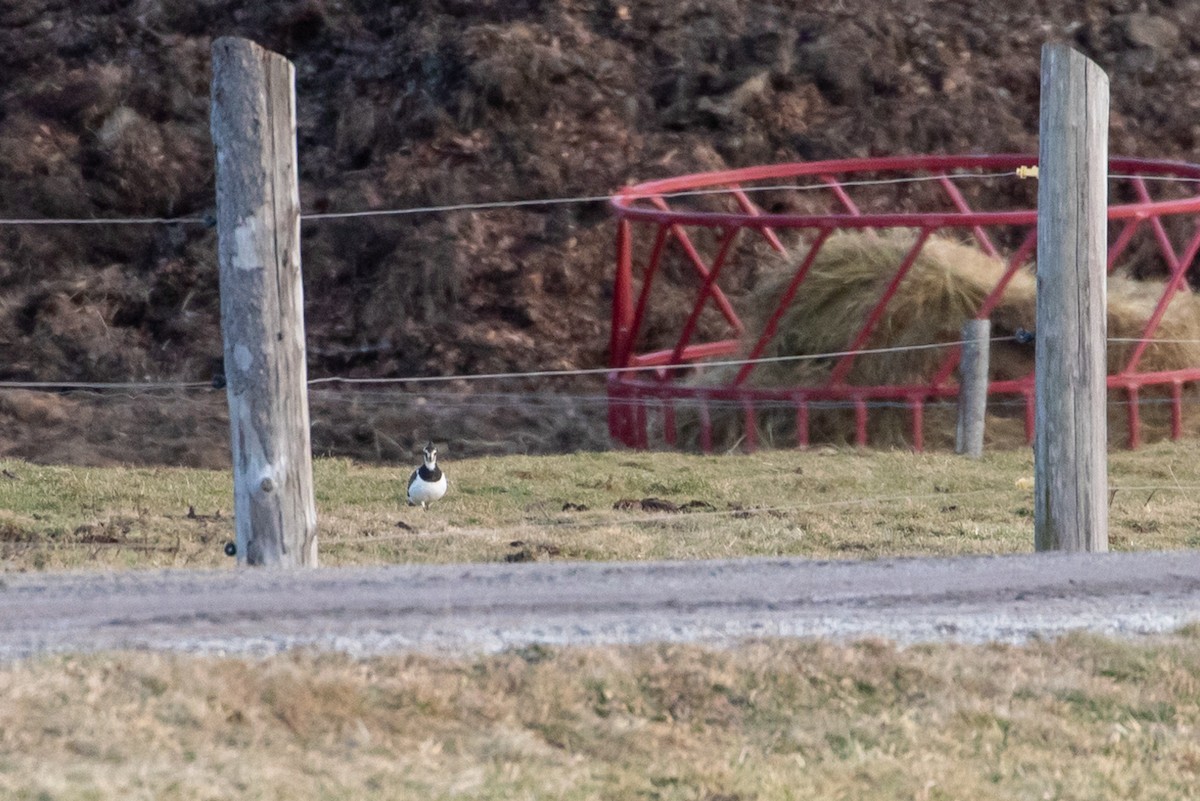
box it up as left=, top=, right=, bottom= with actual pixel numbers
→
left=668, top=231, right=1200, bottom=450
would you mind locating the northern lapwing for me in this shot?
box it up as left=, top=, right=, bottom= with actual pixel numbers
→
left=407, top=442, right=447, bottom=509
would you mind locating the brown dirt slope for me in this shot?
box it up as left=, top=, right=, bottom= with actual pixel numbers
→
left=0, top=1, right=1198, bottom=464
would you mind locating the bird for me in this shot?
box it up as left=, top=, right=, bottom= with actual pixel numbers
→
left=407, top=441, right=448, bottom=509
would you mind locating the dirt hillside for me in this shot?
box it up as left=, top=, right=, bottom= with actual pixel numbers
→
left=1, top=1, right=1198, bottom=465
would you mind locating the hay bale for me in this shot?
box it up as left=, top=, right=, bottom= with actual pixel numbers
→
left=669, top=231, right=1200, bottom=450
left=732, top=232, right=1037, bottom=388
left=1106, top=274, right=1200, bottom=373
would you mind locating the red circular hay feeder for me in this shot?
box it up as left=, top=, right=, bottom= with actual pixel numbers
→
left=606, top=155, right=1200, bottom=451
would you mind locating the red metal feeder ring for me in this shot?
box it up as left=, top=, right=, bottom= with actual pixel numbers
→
left=607, top=155, right=1200, bottom=451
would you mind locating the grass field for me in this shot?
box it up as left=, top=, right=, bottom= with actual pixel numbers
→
left=3, top=443, right=1199, bottom=799
left=3, top=632, right=1200, bottom=800
left=1, top=440, right=1199, bottom=571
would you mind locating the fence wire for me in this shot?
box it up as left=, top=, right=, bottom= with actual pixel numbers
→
left=0, top=170, right=1031, bottom=227
left=2, top=331, right=1200, bottom=395
left=3, top=168, right=1199, bottom=460
left=3, top=168, right=1200, bottom=228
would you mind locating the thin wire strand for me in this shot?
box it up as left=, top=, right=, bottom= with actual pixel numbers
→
left=0, top=216, right=208, bottom=226
left=306, top=336, right=1022, bottom=387
left=5, top=168, right=1200, bottom=228
left=0, top=540, right=195, bottom=553
left=1, top=330, right=1199, bottom=394
left=0, top=170, right=1024, bottom=227
left=301, top=195, right=612, bottom=219
left=1110, top=172, right=1200, bottom=183
left=300, top=171, right=1021, bottom=220
left=7, top=331, right=1200, bottom=396
left=1108, top=337, right=1200, bottom=344
left=0, top=380, right=213, bottom=391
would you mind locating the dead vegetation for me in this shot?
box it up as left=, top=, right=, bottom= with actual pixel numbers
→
left=4, top=632, right=1200, bottom=799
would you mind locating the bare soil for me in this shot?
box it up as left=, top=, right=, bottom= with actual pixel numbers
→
left=2, top=1, right=1198, bottom=466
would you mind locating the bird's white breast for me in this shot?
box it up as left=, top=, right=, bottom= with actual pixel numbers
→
left=408, top=472, right=448, bottom=504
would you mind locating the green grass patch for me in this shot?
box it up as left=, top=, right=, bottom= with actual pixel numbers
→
left=1, top=440, right=1198, bottom=571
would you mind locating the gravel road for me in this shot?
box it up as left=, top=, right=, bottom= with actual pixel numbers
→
left=3, top=550, right=1200, bottom=659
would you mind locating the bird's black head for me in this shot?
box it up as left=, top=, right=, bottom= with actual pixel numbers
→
left=423, top=442, right=438, bottom=465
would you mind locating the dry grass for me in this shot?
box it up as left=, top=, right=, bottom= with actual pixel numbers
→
left=2, top=439, right=1200, bottom=571
left=2, top=420, right=1199, bottom=799
left=3, top=631, right=1200, bottom=799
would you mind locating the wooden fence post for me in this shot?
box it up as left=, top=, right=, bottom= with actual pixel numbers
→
left=955, top=318, right=990, bottom=458
left=1034, top=43, right=1109, bottom=552
left=211, top=37, right=317, bottom=566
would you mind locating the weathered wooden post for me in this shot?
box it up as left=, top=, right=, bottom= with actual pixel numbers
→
left=955, top=318, right=990, bottom=458
left=1034, top=43, right=1109, bottom=552
left=211, top=37, right=318, bottom=566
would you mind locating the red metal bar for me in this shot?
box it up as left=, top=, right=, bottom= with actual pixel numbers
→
left=930, top=346, right=965, bottom=395
left=606, top=380, right=637, bottom=447
left=612, top=155, right=1200, bottom=228
left=909, top=396, right=925, bottom=453
left=1171, top=382, right=1183, bottom=440
left=607, top=404, right=626, bottom=446
left=974, top=227, right=1039, bottom=320
left=616, top=368, right=1200, bottom=404
left=663, top=400, right=677, bottom=446
left=631, top=339, right=741, bottom=367
left=621, top=224, right=670, bottom=367
left=1107, top=367, right=1200, bottom=386
left=937, top=173, right=999, bottom=257
left=665, top=227, right=740, bottom=367
left=795, top=398, right=810, bottom=449
left=731, top=186, right=787, bottom=254
left=854, top=398, right=868, bottom=446
left=1107, top=217, right=1143, bottom=274
left=1120, top=223, right=1200, bottom=374
left=1133, top=178, right=1182, bottom=273
left=830, top=228, right=934, bottom=385
left=608, top=219, right=634, bottom=367
left=613, top=363, right=1200, bottom=406
left=821, top=174, right=862, bottom=216
left=613, top=201, right=1200, bottom=232
left=650, top=196, right=743, bottom=333
left=733, top=228, right=833, bottom=386
left=698, top=400, right=713, bottom=454
left=1126, top=386, right=1142, bottom=450
left=742, top=400, right=758, bottom=452
left=618, top=376, right=965, bottom=403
